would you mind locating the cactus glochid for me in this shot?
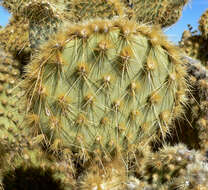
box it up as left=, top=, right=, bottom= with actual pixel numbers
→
left=22, top=18, right=187, bottom=162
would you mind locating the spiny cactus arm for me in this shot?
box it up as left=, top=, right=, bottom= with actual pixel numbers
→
left=182, top=55, right=207, bottom=79
left=0, top=0, right=16, bottom=13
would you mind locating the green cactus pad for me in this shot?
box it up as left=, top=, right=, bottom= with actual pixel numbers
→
left=23, top=18, right=187, bottom=162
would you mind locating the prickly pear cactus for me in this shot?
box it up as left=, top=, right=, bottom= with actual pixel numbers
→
left=199, top=8, right=208, bottom=39
left=22, top=18, right=187, bottom=163
left=122, top=0, right=189, bottom=27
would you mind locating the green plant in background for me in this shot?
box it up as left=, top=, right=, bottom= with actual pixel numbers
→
left=1, top=0, right=127, bottom=51
left=67, top=0, right=126, bottom=21
left=9, top=0, right=128, bottom=51
left=16, top=0, right=69, bottom=50
left=1, top=0, right=68, bottom=50
left=22, top=18, right=188, bottom=164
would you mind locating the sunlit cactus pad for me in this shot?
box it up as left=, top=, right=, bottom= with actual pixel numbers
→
left=22, top=18, right=187, bottom=162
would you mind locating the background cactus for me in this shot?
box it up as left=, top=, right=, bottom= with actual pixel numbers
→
left=1, top=145, right=75, bottom=190
left=180, top=30, right=208, bottom=66
left=22, top=18, right=187, bottom=164
left=1, top=0, right=126, bottom=50
left=0, top=15, right=31, bottom=65
left=184, top=58, right=208, bottom=153
left=180, top=9, right=208, bottom=66
left=177, top=11, right=208, bottom=153
left=78, top=158, right=127, bottom=190
left=1, top=0, right=190, bottom=52
left=199, top=8, right=208, bottom=39
left=16, top=0, right=69, bottom=50
left=0, top=49, right=25, bottom=150
left=142, top=144, right=205, bottom=187
left=168, top=161, right=208, bottom=190
left=122, top=0, right=189, bottom=28
left=68, top=0, right=126, bottom=21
